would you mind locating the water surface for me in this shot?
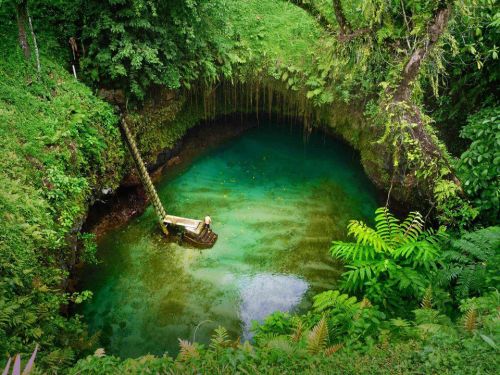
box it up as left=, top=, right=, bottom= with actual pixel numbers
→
left=81, top=124, right=378, bottom=358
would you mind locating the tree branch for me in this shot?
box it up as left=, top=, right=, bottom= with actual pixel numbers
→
left=16, top=0, right=30, bottom=59
left=291, top=0, right=369, bottom=41
left=394, top=5, right=451, bottom=102
left=27, top=9, right=41, bottom=72
left=332, top=0, right=352, bottom=36
left=290, top=0, right=331, bottom=30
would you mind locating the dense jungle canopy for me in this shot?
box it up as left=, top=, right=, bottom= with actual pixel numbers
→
left=0, top=0, right=499, bottom=373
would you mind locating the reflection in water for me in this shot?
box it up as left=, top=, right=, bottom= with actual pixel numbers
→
left=80, top=124, right=378, bottom=358
left=239, top=274, right=308, bottom=338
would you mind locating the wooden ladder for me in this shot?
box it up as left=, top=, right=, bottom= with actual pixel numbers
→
left=120, top=118, right=169, bottom=234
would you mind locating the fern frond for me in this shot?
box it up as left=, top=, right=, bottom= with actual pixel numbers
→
left=417, top=323, right=448, bottom=336
left=238, top=340, right=254, bottom=353
left=307, top=317, right=328, bottom=354
left=463, top=307, right=478, bottom=333
left=440, top=250, right=469, bottom=264
left=456, top=268, right=474, bottom=299
left=414, top=308, right=452, bottom=327
left=290, top=319, right=304, bottom=342
left=390, top=318, right=411, bottom=329
left=375, top=207, right=401, bottom=245
left=421, top=286, right=433, bottom=309
left=209, top=326, right=231, bottom=350
left=178, top=339, right=199, bottom=361
left=394, top=240, right=440, bottom=267
left=399, top=211, right=424, bottom=243
left=324, top=343, right=343, bottom=356
left=313, top=290, right=358, bottom=313
left=452, top=227, right=499, bottom=262
left=331, top=242, right=377, bottom=261
left=43, top=349, right=75, bottom=369
left=254, top=332, right=279, bottom=346
left=347, top=220, right=389, bottom=252
left=391, top=267, right=426, bottom=294
left=343, top=260, right=389, bottom=291
left=266, top=336, right=295, bottom=355
left=359, top=297, right=372, bottom=309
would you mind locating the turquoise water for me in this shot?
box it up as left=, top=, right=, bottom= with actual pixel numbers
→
left=81, top=124, right=378, bottom=358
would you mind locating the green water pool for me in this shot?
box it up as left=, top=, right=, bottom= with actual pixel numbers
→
left=80, top=123, right=379, bottom=358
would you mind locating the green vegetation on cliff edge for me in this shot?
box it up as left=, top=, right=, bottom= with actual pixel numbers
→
left=0, top=0, right=499, bottom=373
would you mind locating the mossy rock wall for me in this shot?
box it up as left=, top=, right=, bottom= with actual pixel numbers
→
left=124, top=80, right=403, bottom=206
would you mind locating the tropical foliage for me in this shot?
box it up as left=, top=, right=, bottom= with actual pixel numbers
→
left=457, top=106, right=500, bottom=222
left=331, top=207, right=447, bottom=313
left=79, top=0, right=233, bottom=99
left=436, top=226, right=500, bottom=302
left=69, top=289, right=499, bottom=374
left=0, top=0, right=499, bottom=373
left=0, top=12, right=123, bottom=370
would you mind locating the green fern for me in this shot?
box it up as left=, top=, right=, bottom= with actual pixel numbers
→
left=266, top=336, right=295, bottom=355
left=390, top=318, right=411, bottom=329
left=421, top=286, right=433, bottom=309
left=313, top=290, right=358, bottom=313
left=436, top=227, right=500, bottom=300
left=238, top=340, right=254, bottom=353
left=331, top=207, right=446, bottom=312
left=42, top=348, right=75, bottom=370
left=209, top=326, right=231, bottom=350
left=290, top=319, right=304, bottom=342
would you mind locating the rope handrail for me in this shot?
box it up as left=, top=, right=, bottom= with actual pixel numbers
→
left=120, top=118, right=168, bottom=230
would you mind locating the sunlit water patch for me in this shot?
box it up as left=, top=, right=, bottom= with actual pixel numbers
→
left=80, top=124, right=378, bottom=358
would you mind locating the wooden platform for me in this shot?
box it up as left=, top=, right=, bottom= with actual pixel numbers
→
left=163, top=215, right=203, bottom=234
left=162, top=216, right=218, bottom=248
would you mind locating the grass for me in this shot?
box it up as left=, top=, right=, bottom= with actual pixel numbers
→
left=228, top=0, right=323, bottom=67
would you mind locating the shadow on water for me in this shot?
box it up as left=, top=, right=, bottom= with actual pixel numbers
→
left=80, top=122, right=379, bottom=358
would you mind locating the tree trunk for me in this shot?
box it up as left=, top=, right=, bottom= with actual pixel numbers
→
left=27, top=10, right=41, bottom=72
left=332, top=0, right=352, bottom=36
left=385, top=4, right=461, bottom=203
left=16, top=0, right=30, bottom=59
left=394, top=6, right=451, bottom=102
